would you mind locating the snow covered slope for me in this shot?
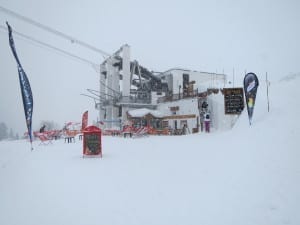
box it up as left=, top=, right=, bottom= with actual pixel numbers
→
left=0, top=75, right=299, bottom=225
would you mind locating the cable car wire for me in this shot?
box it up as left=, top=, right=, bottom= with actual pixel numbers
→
left=0, top=25, right=99, bottom=68
left=0, top=6, right=111, bottom=57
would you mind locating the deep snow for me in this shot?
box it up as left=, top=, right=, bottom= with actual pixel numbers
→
left=0, top=75, right=299, bottom=225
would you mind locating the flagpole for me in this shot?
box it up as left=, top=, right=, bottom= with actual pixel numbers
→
left=266, top=72, right=270, bottom=112
left=232, top=68, right=235, bottom=88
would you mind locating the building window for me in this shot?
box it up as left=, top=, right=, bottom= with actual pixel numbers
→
left=162, top=120, right=169, bottom=128
left=183, top=73, right=189, bottom=97
left=118, top=106, right=122, bottom=117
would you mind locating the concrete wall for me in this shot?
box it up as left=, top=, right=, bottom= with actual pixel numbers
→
left=157, top=93, right=237, bottom=132
left=158, top=98, right=199, bottom=131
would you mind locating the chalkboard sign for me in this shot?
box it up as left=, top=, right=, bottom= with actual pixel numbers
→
left=84, top=134, right=101, bottom=155
left=224, top=88, right=245, bottom=114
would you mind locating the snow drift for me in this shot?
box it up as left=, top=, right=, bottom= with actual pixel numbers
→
left=0, top=75, right=299, bottom=225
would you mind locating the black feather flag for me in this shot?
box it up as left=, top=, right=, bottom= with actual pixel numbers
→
left=244, top=72, right=259, bottom=125
left=6, top=22, right=34, bottom=147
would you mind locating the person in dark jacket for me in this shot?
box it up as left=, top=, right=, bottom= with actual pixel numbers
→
left=182, top=124, right=187, bottom=135
left=204, top=113, right=210, bottom=133
left=39, top=125, right=46, bottom=133
left=200, top=110, right=205, bottom=132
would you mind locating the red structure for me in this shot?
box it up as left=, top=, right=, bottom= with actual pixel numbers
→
left=83, top=126, right=102, bottom=157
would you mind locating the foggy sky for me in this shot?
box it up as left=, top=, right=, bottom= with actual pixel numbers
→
left=0, top=0, right=300, bottom=135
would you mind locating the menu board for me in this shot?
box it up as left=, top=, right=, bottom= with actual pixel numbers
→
left=84, top=134, right=101, bottom=155
left=224, top=88, right=245, bottom=114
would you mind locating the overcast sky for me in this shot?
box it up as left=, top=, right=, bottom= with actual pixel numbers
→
left=0, top=0, right=300, bottom=135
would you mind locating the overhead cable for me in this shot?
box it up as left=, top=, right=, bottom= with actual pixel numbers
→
left=0, top=6, right=111, bottom=57
left=0, top=25, right=99, bottom=68
left=0, top=26, right=120, bottom=95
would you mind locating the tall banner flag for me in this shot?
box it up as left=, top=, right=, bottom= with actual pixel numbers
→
left=82, top=111, right=88, bottom=130
left=6, top=22, right=34, bottom=148
left=244, top=72, right=259, bottom=125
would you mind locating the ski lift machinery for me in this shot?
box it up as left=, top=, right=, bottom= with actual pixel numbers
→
left=98, top=45, right=169, bottom=129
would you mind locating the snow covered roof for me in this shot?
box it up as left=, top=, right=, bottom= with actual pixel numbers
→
left=128, top=108, right=164, bottom=118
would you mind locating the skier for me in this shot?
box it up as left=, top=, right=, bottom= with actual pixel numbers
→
left=204, top=113, right=210, bottom=133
